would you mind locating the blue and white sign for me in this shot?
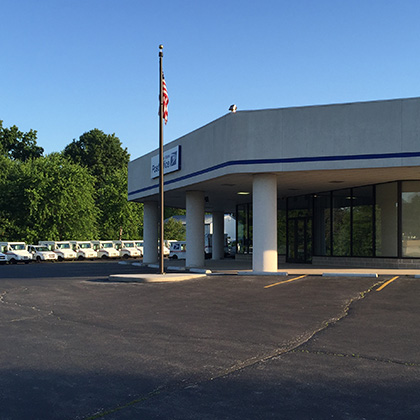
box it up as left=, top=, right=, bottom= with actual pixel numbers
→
left=151, top=145, right=181, bottom=179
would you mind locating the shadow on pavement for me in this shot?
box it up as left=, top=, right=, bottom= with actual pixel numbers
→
left=1, top=363, right=419, bottom=420
left=0, top=260, right=153, bottom=280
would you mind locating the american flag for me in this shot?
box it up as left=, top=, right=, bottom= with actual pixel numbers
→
left=162, top=74, right=169, bottom=124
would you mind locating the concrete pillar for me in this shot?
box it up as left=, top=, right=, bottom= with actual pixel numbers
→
left=186, top=191, right=205, bottom=268
left=212, top=211, right=225, bottom=260
left=143, top=201, right=158, bottom=264
left=252, top=174, right=278, bottom=272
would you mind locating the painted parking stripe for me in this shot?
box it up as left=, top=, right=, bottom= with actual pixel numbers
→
left=264, top=275, right=307, bottom=289
left=376, top=276, right=399, bottom=292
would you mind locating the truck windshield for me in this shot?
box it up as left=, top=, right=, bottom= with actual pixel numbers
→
left=79, top=243, right=91, bottom=249
left=103, top=243, right=113, bottom=248
left=58, top=243, right=71, bottom=249
left=123, top=242, right=134, bottom=247
left=10, top=244, right=25, bottom=251
left=37, top=246, right=49, bottom=252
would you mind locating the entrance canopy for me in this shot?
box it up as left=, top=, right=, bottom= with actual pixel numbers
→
left=128, top=97, right=420, bottom=271
left=129, top=97, right=420, bottom=212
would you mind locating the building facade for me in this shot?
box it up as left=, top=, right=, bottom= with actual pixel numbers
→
left=128, top=97, right=420, bottom=271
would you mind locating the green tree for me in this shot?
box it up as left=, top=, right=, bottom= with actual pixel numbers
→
left=164, top=217, right=186, bottom=241
left=96, top=167, right=143, bottom=239
left=0, top=156, right=19, bottom=239
left=63, top=129, right=144, bottom=240
left=63, top=129, right=130, bottom=186
left=164, top=207, right=186, bottom=219
left=0, top=120, right=44, bottom=161
left=0, top=153, right=98, bottom=243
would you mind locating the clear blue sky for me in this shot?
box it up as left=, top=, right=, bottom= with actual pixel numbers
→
left=2, top=0, right=420, bottom=160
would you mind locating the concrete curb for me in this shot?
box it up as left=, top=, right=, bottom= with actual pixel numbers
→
left=167, top=266, right=185, bottom=271
left=108, top=273, right=207, bottom=283
left=237, top=271, right=289, bottom=276
left=189, top=268, right=212, bottom=274
left=322, top=272, right=378, bottom=278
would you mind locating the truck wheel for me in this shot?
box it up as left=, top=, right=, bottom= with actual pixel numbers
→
left=78, top=256, right=84, bottom=261
left=57, top=256, right=63, bottom=262
left=10, top=258, right=17, bottom=264
left=36, top=256, right=42, bottom=263
left=122, top=254, right=129, bottom=259
left=101, top=255, right=108, bottom=259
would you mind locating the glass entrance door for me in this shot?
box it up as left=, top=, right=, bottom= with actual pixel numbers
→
left=288, top=217, right=312, bottom=263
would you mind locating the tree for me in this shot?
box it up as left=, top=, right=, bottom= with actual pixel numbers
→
left=164, top=207, right=186, bottom=219
left=63, top=129, right=130, bottom=186
left=0, top=120, right=44, bottom=161
left=96, top=167, right=143, bottom=239
left=164, top=217, right=186, bottom=241
left=0, top=153, right=99, bottom=243
left=63, top=129, right=144, bottom=240
left=0, top=156, right=20, bottom=239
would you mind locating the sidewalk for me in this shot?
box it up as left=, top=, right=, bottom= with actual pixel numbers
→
left=126, top=258, right=420, bottom=277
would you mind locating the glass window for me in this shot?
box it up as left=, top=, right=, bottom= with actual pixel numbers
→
left=332, top=189, right=351, bottom=256
left=375, top=183, right=398, bottom=257
left=237, top=205, right=246, bottom=254
left=352, top=186, right=374, bottom=257
left=287, top=217, right=312, bottom=263
left=287, top=195, right=313, bottom=263
left=236, top=204, right=252, bottom=254
left=288, top=195, right=312, bottom=218
left=402, top=181, right=420, bottom=257
left=313, top=192, right=331, bottom=256
left=277, top=199, right=287, bottom=254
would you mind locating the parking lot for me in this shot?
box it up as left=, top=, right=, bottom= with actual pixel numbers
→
left=0, top=261, right=419, bottom=419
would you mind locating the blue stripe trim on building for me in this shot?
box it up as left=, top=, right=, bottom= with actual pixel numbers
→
left=128, top=151, right=420, bottom=197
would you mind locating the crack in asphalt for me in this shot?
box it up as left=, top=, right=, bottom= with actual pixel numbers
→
left=81, top=279, right=385, bottom=419
left=0, top=288, right=55, bottom=323
left=206, top=278, right=385, bottom=381
left=291, top=348, right=420, bottom=367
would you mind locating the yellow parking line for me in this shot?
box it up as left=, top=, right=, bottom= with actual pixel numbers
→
left=264, top=275, right=307, bottom=289
left=376, top=276, right=399, bottom=292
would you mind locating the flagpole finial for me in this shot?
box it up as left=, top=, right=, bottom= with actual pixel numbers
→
left=159, top=44, right=163, bottom=50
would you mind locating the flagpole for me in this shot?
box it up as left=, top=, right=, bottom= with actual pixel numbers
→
left=158, top=44, right=165, bottom=275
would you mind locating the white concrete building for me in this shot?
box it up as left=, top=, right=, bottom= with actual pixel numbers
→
left=128, top=97, right=420, bottom=271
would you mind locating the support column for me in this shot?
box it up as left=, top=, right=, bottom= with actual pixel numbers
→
left=143, top=201, right=158, bottom=264
left=252, top=174, right=278, bottom=272
left=186, top=191, right=205, bottom=268
left=212, top=211, right=225, bottom=260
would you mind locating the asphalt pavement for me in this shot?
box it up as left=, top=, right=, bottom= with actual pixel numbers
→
left=0, top=261, right=419, bottom=419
